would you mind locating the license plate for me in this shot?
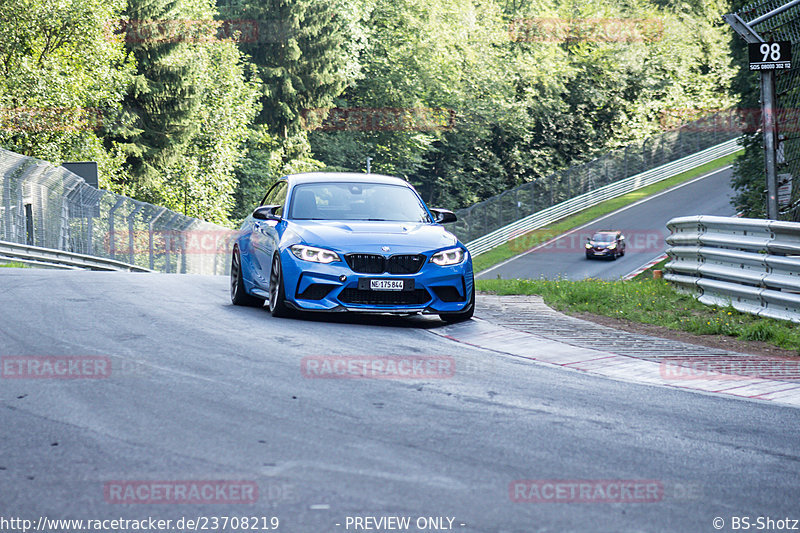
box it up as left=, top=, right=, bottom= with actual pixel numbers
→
left=359, top=279, right=414, bottom=291
left=371, top=279, right=405, bottom=291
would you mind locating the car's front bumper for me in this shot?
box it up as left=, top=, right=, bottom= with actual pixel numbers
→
left=280, top=250, right=474, bottom=314
left=586, top=247, right=615, bottom=257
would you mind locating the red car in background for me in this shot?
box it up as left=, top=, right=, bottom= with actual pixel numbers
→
left=585, top=231, right=626, bottom=260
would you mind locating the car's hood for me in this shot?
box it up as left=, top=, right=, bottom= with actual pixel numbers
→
left=589, top=240, right=613, bottom=247
left=289, top=220, right=459, bottom=253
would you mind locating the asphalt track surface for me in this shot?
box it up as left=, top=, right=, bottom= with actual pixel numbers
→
left=1, top=268, right=799, bottom=532
left=479, top=166, right=737, bottom=281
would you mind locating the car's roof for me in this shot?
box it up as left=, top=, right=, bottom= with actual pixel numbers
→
left=284, top=172, right=411, bottom=186
left=594, top=230, right=620, bottom=235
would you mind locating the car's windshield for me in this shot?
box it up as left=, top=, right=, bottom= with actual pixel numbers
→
left=591, top=233, right=616, bottom=243
left=289, top=182, right=432, bottom=222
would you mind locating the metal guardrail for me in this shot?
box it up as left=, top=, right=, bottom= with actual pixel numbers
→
left=465, top=138, right=742, bottom=257
left=664, top=215, right=800, bottom=323
left=0, top=240, right=152, bottom=272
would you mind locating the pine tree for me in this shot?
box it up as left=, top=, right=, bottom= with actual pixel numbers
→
left=237, top=0, right=350, bottom=137
left=106, top=0, right=201, bottom=202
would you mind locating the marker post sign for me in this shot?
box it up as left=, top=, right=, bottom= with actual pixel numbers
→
left=749, top=41, right=792, bottom=70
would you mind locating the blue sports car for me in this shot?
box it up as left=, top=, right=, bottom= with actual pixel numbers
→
left=230, top=172, right=474, bottom=321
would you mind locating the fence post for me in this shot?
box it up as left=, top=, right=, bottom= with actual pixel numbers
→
left=149, top=207, right=168, bottom=271
left=107, top=198, right=124, bottom=259
left=127, top=203, right=143, bottom=266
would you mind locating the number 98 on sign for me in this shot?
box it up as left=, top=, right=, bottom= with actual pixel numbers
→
left=749, top=41, right=792, bottom=70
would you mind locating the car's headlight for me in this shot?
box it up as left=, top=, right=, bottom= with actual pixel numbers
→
left=430, top=247, right=465, bottom=266
left=290, top=245, right=340, bottom=264
left=585, top=243, right=592, bottom=249
left=607, top=243, right=617, bottom=250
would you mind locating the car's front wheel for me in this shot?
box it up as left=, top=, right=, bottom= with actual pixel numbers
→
left=231, top=247, right=264, bottom=307
left=269, top=254, right=292, bottom=318
left=439, top=285, right=475, bottom=323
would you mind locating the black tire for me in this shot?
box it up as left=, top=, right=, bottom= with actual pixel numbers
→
left=620, top=248, right=625, bottom=257
left=231, top=247, right=264, bottom=307
left=585, top=253, right=592, bottom=260
left=439, top=285, right=475, bottom=323
left=269, top=254, right=292, bottom=318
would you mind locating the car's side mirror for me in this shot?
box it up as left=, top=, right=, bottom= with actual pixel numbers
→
left=253, top=205, right=282, bottom=221
left=430, top=208, right=457, bottom=224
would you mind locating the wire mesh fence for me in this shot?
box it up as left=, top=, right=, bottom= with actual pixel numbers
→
left=733, top=0, right=800, bottom=221
left=0, top=148, right=233, bottom=275
left=451, top=111, right=742, bottom=242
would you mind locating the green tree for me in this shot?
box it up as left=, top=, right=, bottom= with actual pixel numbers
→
left=237, top=0, right=353, bottom=137
left=104, top=0, right=203, bottom=203
left=0, top=0, right=132, bottom=179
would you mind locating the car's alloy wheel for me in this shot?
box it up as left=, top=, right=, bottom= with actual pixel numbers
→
left=439, top=285, right=475, bottom=323
left=269, top=254, right=291, bottom=318
left=231, top=247, right=264, bottom=307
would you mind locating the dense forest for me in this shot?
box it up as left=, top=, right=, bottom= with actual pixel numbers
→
left=0, top=0, right=738, bottom=226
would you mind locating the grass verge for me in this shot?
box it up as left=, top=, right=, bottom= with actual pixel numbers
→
left=472, top=151, right=742, bottom=273
left=0, top=261, right=27, bottom=268
left=476, top=277, right=800, bottom=354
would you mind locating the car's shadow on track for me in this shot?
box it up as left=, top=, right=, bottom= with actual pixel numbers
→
left=292, top=310, right=447, bottom=329
left=223, top=302, right=449, bottom=329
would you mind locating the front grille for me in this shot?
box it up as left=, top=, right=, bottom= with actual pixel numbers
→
left=387, top=254, right=425, bottom=274
left=339, top=288, right=431, bottom=306
left=345, top=253, right=426, bottom=274
left=297, top=283, right=336, bottom=300
left=431, top=285, right=465, bottom=302
left=345, top=254, right=384, bottom=274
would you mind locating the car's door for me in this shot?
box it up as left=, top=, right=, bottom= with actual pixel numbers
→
left=251, top=181, right=288, bottom=283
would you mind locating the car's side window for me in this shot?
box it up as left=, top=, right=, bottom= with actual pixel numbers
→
left=271, top=183, right=288, bottom=216
left=261, top=182, right=288, bottom=216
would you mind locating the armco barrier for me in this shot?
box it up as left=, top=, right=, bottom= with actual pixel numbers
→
left=0, top=240, right=151, bottom=271
left=664, top=215, right=800, bottom=323
left=465, top=138, right=742, bottom=257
